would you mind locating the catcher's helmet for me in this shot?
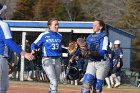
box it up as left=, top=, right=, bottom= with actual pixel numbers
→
left=66, top=64, right=79, bottom=80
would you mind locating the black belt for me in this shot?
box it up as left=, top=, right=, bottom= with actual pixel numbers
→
left=89, top=58, right=106, bottom=62
left=89, top=55, right=107, bottom=61
left=43, top=56, right=60, bottom=59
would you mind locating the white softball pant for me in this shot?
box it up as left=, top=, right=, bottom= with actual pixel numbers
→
left=42, top=57, right=61, bottom=93
left=86, top=60, right=110, bottom=80
left=0, top=55, right=9, bottom=93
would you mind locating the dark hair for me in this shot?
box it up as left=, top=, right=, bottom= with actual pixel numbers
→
left=0, top=3, right=3, bottom=10
left=94, top=19, right=106, bottom=31
left=47, top=18, right=58, bottom=27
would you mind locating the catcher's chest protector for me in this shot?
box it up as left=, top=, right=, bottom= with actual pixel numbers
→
left=87, top=32, right=107, bottom=51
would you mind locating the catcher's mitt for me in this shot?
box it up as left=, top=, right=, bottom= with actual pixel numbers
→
left=77, top=38, right=86, bottom=47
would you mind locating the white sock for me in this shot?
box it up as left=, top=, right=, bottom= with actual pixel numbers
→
left=114, top=77, right=120, bottom=84
left=117, top=76, right=121, bottom=82
left=110, top=76, right=114, bottom=85
left=28, top=71, right=32, bottom=78
left=33, top=71, right=36, bottom=78
left=105, top=77, right=111, bottom=88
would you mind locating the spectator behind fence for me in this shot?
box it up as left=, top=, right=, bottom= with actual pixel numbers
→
left=0, top=3, right=34, bottom=93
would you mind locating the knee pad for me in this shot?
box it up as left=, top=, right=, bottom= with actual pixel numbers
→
left=83, top=73, right=94, bottom=85
left=92, top=77, right=97, bottom=88
left=95, top=79, right=103, bottom=93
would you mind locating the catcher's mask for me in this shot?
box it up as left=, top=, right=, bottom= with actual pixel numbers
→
left=66, top=63, right=79, bottom=80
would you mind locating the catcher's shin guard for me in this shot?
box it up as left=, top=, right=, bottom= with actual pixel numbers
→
left=95, top=79, right=103, bottom=93
left=81, top=88, right=90, bottom=93
left=81, top=74, right=94, bottom=93
left=92, top=78, right=97, bottom=93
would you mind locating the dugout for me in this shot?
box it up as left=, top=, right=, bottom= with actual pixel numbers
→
left=6, top=20, right=134, bottom=81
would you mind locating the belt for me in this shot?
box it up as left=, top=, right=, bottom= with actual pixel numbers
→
left=43, top=56, right=60, bottom=59
left=89, top=58, right=106, bottom=62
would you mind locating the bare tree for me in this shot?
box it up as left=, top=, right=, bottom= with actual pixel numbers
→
left=79, top=0, right=102, bottom=20
left=0, top=0, right=18, bottom=19
left=60, top=0, right=80, bottom=21
left=101, top=0, right=129, bottom=25
left=79, top=0, right=128, bottom=25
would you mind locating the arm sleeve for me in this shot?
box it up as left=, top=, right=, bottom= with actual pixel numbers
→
left=1, top=22, right=22, bottom=54
left=99, top=36, right=109, bottom=55
left=31, top=33, right=44, bottom=51
left=102, top=36, right=109, bottom=50
left=119, top=48, right=123, bottom=58
left=4, top=39, right=22, bottom=54
left=74, top=49, right=80, bottom=56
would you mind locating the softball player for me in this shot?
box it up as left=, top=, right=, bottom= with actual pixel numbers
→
left=81, top=20, right=110, bottom=93
left=110, top=40, right=123, bottom=88
left=31, top=18, right=62, bottom=93
left=0, top=4, right=34, bottom=93
left=105, top=42, right=114, bottom=88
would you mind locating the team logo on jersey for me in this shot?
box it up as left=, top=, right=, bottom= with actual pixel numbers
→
left=46, top=39, right=61, bottom=43
left=45, top=36, right=50, bottom=38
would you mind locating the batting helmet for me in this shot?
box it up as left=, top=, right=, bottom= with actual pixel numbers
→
left=66, top=63, right=79, bottom=80
left=114, top=40, right=121, bottom=45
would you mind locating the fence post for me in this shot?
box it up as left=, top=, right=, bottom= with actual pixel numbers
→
left=20, top=32, right=26, bottom=81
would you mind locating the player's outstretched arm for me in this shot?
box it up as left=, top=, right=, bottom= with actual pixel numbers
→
left=0, top=21, right=35, bottom=61
left=20, top=51, right=34, bottom=61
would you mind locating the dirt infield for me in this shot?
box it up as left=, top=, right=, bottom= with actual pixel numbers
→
left=7, top=81, right=140, bottom=93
